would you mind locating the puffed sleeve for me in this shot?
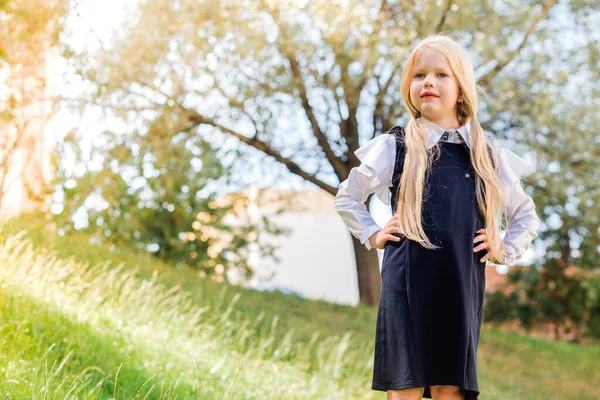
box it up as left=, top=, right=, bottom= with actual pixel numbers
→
left=333, top=133, right=396, bottom=250
left=495, top=147, right=542, bottom=264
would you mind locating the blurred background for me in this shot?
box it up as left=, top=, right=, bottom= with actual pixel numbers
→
left=0, top=0, right=599, bottom=398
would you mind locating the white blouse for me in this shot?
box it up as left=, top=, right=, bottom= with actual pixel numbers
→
left=333, top=117, right=542, bottom=265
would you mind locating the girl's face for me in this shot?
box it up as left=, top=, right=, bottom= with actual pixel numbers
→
left=409, top=47, right=463, bottom=125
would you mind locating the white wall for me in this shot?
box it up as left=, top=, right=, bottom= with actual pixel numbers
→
left=246, top=210, right=365, bottom=306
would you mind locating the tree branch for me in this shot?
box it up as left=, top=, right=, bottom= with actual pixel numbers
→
left=435, top=0, right=454, bottom=33
left=479, top=0, right=558, bottom=88
left=185, top=109, right=338, bottom=195
left=265, top=7, right=347, bottom=180
left=134, top=77, right=337, bottom=194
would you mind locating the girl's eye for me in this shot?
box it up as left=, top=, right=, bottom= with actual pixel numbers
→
left=415, top=73, right=447, bottom=78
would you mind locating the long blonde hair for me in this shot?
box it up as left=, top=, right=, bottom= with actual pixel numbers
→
left=395, top=33, right=509, bottom=264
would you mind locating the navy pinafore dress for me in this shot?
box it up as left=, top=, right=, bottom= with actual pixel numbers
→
left=372, top=126, right=488, bottom=400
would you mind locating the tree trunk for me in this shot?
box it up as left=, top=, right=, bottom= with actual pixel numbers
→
left=352, top=235, right=381, bottom=306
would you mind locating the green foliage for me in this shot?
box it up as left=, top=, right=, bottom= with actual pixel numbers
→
left=0, top=0, right=67, bottom=63
left=0, top=0, right=11, bottom=11
left=485, top=262, right=600, bottom=340
left=482, top=290, right=515, bottom=324
left=586, top=277, right=600, bottom=337
left=54, top=111, right=289, bottom=279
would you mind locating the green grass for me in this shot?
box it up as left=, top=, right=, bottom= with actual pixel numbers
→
left=0, top=214, right=598, bottom=399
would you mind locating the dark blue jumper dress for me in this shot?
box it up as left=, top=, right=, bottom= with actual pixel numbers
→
left=372, top=126, right=488, bottom=400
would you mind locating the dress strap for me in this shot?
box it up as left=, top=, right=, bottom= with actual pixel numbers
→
left=388, top=126, right=405, bottom=140
left=387, top=126, right=406, bottom=192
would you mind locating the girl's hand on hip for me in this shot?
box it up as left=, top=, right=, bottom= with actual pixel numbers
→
left=369, top=216, right=404, bottom=250
left=473, top=228, right=490, bottom=262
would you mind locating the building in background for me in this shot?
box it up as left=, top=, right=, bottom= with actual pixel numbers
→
left=0, top=4, right=58, bottom=219
left=223, top=185, right=363, bottom=306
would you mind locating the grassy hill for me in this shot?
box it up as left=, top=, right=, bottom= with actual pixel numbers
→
left=0, top=215, right=598, bottom=399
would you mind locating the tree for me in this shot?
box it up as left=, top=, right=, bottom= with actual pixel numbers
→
left=55, top=111, right=293, bottom=280
left=64, top=0, right=598, bottom=306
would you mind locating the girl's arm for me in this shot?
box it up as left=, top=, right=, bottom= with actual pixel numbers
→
left=495, top=147, right=542, bottom=264
left=334, top=134, right=396, bottom=251
left=501, top=179, right=541, bottom=264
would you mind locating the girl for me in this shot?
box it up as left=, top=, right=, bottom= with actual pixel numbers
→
left=334, top=34, right=541, bottom=400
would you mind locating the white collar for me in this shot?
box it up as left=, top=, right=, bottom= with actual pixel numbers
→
left=417, top=117, right=471, bottom=149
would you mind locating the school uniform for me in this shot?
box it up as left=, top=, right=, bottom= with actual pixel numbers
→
left=333, top=117, right=541, bottom=399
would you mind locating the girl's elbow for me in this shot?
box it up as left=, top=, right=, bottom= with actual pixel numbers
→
left=333, top=192, right=346, bottom=213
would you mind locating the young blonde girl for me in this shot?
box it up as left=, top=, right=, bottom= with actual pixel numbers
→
left=334, top=34, right=541, bottom=400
